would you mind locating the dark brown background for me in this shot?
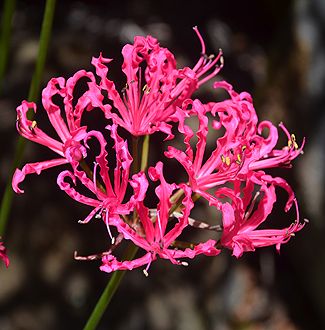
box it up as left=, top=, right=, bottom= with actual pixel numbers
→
left=0, top=0, right=324, bottom=329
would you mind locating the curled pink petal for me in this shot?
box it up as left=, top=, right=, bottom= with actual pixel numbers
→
left=13, top=158, right=68, bottom=194
left=92, top=29, right=222, bottom=136
left=13, top=68, right=101, bottom=194
left=219, top=177, right=306, bottom=257
left=0, top=238, right=9, bottom=268
left=97, top=164, right=200, bottom=273
left=167, top=81, right=304, bottom=199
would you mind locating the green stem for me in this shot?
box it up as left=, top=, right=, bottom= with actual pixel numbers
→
left=83, top=135, right=150, bottom=329
left=0, top=0, right=16, bottom=94
left=83, top=242, right=138, bottom=330
left=28, top=0, right=56, bottom=102
left=0, top=0, right=56, bottom=236
left=140, top=135, right=150, bottom=171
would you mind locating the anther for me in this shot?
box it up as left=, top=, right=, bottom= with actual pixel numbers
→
left=221, top=154, right=226, bottom=163
left=142, top=84, right=151, bottom=94
left=225, top=156, right=231, bottom=166
left=143, top=269, right=149, bottom=277
left=29, top=120, right=37, bottom=132
left=121, top=83, right=129, bottom=93
left=181, top=261, right=189, bottom=266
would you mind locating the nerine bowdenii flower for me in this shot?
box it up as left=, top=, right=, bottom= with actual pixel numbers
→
left=100, top=162, right=220, bottom=274
left=12, top=70, right=103, bottom=193
left=215, top=173, right=306, bottom=257
left=166, top=81, right=304, bottom=199
left=11, top=30, right=306, bottom=274
left=57, top=124, right=148, bottom=241
left=92, top=27, right=223, bottom=138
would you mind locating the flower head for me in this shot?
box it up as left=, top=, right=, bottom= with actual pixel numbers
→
left=166, top=81, right=304, bottom=200
left=12, top=70, right=103, bottom=193
left=92, top=28, right=223, bottom=137
left=100, top=162, right=220, bottom=274
left=216, top=173, right=306, bottom=257
left=57, top=124, right=148, bottom=243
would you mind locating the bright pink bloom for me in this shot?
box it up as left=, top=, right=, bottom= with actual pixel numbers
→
left=216, top=173, right=306, bottom=257
left=166, top=81, right=304, bottom=199
left=0, top=238, right=9, bottom=268
left=57, top=125, right=147, bottom=238
left=92, top=27, right=223, bottom=137
left=100, top=162, right=220, bottom=274
left=12, top=70, right=103, bottom=193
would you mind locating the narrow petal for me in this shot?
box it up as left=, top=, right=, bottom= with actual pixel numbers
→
left=100, top=252, right=153, bottom=273
left=12, top=158, right=68, bottom=194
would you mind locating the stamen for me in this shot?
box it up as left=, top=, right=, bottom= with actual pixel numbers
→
left=142, top=84, right=151, bottom=94
left=244, top=191, right=260, bottom=220
left=93, top=162, right=99, bottom=194
left=74, top=251, right=99, bottom=261
left=157, top=210, right=163, bottom=240
left=105, top=211, right=115, bottom=244
left=74, top=250, right=111, bottom=261
left=121, top=82, right=129, bottom=94
left=188, top=217, right=223, bottom=231
left=193, top=26, right=206, bottom=55
left=220, top=54, right=224, bottom=66
left=143, top=269, right=149, bottom=277
left=29, top=120, right=37, bottom=133
left=143, top=259, right=152, bottom=277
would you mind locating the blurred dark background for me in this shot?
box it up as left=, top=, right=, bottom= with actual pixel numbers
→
left=0, top=0, right=324, bottom=329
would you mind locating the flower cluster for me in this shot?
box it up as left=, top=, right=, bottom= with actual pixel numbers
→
left=12, top=28, right=306, bottom=275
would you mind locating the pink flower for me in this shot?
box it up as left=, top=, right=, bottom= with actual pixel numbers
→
left=0, top=238, right=9, bottom=268
left=12, top=70, right=103, bottom=193
left=166, top=81, right=304, bottom=201
left=216, top=173, right=306, bottom=257
left=91, top=27, right=223, bottom=137
left=100, top=162, right=220, bottom=274
left=57, top=124, right=148, bottom=242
